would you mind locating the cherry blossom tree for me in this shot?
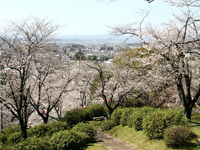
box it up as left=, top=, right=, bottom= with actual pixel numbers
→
left=0, top=17, right=59, bottom=138
left=110, top=0, right=200, bottom=120
left=87, top=63, right=135, bottom=117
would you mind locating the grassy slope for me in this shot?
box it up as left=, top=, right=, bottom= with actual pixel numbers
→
left=106, top=112, right=200, bottom=150
left=84, top=113, right=200, bottom=150
left=107, top=125, right=169, bottom=150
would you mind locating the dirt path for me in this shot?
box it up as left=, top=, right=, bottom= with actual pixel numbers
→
left=94, top=128, right=139, bottom=150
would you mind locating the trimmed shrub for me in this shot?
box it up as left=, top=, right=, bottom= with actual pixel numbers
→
left=46, top=121, right=69, bottom=136
left=0, top=132, right=7, bottom=144
left=3, top=125, right=21, bottom=135
left=86, top=104, right=107, bottom=120
left=0, top=125, right=21, bottom=145
left=143, top=109, right=188, bottom=139
left=28, top=121, right=69, bottom=138
left=0, top=144, right=13, bottom=150
left=101, top=120, right=115, bottom=131
left=51, top=130, right=88, bottom=150
left=71, top=122, right=95, bottom=140
left=128, top=107, right=155, bottom=131
left=164, top=125, right=194, bottom=147
left=28, top=123, right=50, bottom=137
left=110, top=108, right=124, bottom=126
left=15, top=136, right=53, bottom=150
left=61, top=109, right=88, bottom=126
left=120, top=108, right=135, bottom=126
left=6, top=132, right=23, bottom=146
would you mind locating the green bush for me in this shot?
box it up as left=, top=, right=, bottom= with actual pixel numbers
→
left=101, top=120, right=115, bottom=131
left=28, top=123, right=50, bottom=137
left=128, top=107, right=155, bottom=131
left=0, top=132, right=7, bottom=144
left=0, top=144, right=13, bottom=150
left=3, top=125, right=21, bottom=135
left=86, top=104, right=107, bottom=120
left=164, top=125, right=194, bottom=147
left=0, top=125, right=21, bottom=145
left=28, top=121, right=69, bottom=138
left=51, top=130, right=88, bottom=150
left=15, top=136, right=53, bottom=150
left=46, top=121, right=69, bottom=136
left=6, top=132, right=23, bottom=146
left=110, top=108, right=123, bottom=126
left=71, top=122, right=95, bottom=140
left=143, top=109, right=188, bottom=139
left=120, top=108, right=135, bottom=126
left=61, top=109, right=88, bottom=126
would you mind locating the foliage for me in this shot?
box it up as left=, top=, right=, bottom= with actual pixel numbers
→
left=164, top=125, right=195, bottom=147
left=86, top=104, right=107, bottom=120
left=89, top=70, right=113, bottom=95
left=88, top=55, right=97, bottom=60
left=51, top=130, right=88, bottom=150
left=143, top=109, right=188, bottom=139
left=122, top=99, right=143, bottom=107
left=113, top=47, right=155, bottom=73
left=14, top=136, right=53, bottom=150
left=0, top=132, right=6, bottom=144
left=61, top=104, right=108, bottom=126
left=28, top=123, right=50, bottom=138
left=120, top=108, right=135, bottom=126
left=0, top=125, right=21, bottom=144
left=75, top=51, right=85, bottom=60
left=128, top=107, right=156, bottom=130
left=101, top=120, right=116, bottom=131
left=61, top=108, right=88, bottom=127
left=46, top=121, right=69, bottom=136
left=3, top=125, right=21, bottom=135
left=110, top=108, right=124, bottom=126
left=6, top=132, right=23, bottom=146
left=28, top=121, right=69, bottom=137
left=71, top=122, right=95, bottom=140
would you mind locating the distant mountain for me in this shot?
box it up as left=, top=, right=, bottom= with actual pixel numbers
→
left=53, top=34, right=140, bottom=43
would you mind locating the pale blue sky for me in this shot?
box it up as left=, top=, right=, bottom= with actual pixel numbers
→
left=0, top=0, right=180, bottom=35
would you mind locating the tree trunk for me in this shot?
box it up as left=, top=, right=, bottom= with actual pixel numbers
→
left=108, top=108, right=113, bottom=119
left=183, top=105, right=192, bottom=121
left=20, top=122, right=27, bottom=139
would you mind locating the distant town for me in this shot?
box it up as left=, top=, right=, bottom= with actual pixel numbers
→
left=50, top=34, right=143, bottom=63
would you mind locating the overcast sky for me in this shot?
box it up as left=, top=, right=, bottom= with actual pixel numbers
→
left=0, top=0, right=181, bottom=35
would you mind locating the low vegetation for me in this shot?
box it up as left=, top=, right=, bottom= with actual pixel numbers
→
left=103, top=107, right=200, bottom=150
left=1, top=105, right=200, bottom=150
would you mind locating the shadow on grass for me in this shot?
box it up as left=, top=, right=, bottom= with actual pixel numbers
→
left=168, top=142, right=199, bottom=150
left=189, top=121, right=200, bottom=127
left=79, top=140, right=101, bottom=150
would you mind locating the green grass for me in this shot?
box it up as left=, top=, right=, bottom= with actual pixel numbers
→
left=85, top=112, right=200, bottom=150
left=107, top=125, right=169, bottom=150
left=104, top=111, right=200, bottom=150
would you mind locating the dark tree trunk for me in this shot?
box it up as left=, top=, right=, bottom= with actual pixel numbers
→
left=19, top=119, right=27, bottom=139
left=108, top=108, right=113, bottom=118
left=183, top=106, right=192, bottom=121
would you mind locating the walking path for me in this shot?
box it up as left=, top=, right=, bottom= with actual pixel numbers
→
left=94, top=128, right=139, bottom=150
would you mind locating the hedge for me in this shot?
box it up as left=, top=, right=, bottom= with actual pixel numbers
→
left=143, top=109, right=188, bottom=139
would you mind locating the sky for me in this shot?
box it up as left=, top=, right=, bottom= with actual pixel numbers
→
left=0, top=0, right=181, bottom=35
